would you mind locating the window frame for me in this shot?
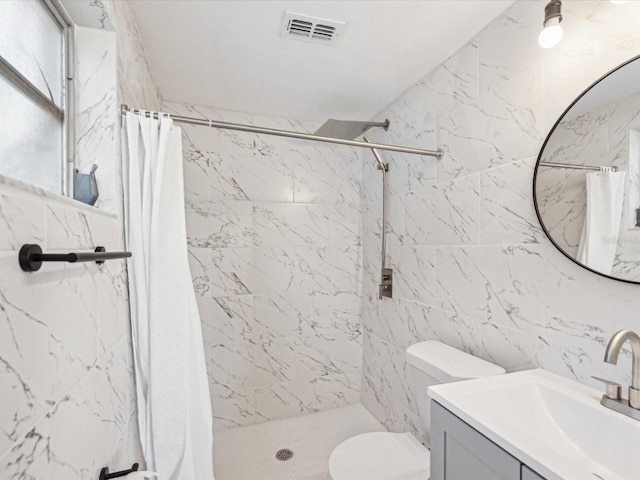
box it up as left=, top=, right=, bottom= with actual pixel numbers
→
left=0, top=0, right=75, bottom=196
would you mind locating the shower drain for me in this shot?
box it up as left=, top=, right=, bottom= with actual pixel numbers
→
left=275, top=449, right=294, bottom=461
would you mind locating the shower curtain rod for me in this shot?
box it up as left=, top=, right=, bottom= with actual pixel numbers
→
left=539, top=161, right=618, bottom=172
left=121, top=105, right=442, bottom=158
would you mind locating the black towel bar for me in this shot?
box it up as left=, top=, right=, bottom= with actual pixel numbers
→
left=19, top=244, right=132, bottom=272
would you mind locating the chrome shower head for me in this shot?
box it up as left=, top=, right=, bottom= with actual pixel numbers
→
left=313, top=118, right=389, bottom=140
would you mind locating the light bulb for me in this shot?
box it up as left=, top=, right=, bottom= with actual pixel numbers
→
left=538, top=24, right=563, bottom=48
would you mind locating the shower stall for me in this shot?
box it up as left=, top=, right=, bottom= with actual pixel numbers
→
left=123, top=102, right=440, bottom=478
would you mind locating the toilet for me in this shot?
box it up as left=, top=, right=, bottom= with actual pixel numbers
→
left=329, top=341, right=505, bottom=480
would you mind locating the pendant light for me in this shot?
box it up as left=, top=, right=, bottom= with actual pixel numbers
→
left=539, top=0, right=563, bottom=49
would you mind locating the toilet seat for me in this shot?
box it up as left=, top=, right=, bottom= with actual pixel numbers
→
left=329, top=432, right=430, bottom=480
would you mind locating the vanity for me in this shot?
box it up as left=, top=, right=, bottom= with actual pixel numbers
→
left=428, top=369, right=640, bottom=480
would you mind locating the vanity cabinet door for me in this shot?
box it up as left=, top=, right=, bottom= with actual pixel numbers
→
left=431, top=401, right=521, bottom=480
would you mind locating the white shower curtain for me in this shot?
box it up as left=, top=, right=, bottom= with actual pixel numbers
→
left=576, top=170, right=626, bottom=275
left=121, top=112, right=214, bottom=480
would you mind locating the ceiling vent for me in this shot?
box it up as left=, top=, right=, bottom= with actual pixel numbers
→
left=281, top=11, right=346, bottom=45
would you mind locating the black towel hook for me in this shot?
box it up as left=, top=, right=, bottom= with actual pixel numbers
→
left=99, top=462, right=139, bottom=480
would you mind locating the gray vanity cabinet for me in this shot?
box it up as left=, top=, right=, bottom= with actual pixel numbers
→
left=431, top=401, right=547, bottom=480
left=521, top=466, right=545, bottom=480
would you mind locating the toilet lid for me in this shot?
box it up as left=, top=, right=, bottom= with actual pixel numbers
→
left=329, top=432, right=430, bottom=480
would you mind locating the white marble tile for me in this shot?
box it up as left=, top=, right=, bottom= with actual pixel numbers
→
left=388, top=245, right=436, bottom=305
left=305, top=292, right=362, bottom=341
left=436, top=247, right=487, bottom=320
left=175, top=103, right=364, bottom=432
left=375, top=94, right=437, bottom=149
left=479, top=322, right=543, bottom=372
left=536, top=166, right=586, bottom=257
left=185, top=199, right=252, bottom=248
left=416, top=40, right=480, bottom=121
left=292, top=147, right=361, bottom=206
left=251, top=246, right=359, bottom=295
left=181, top=143, right=295, bottom=203
left=0, top=275, right=99, bottom=458
left=208, top=248, right=253, bottom=296
left=0, top=415, right=50, bottom=480
left=0, top=189, right=45, bottom=251
left=207, top=343, right=252, bottom=390
left=96, top=260, right=130, bottom=356
left=386, top=151, right=438, bottom=199
left=544, top=109, right=609, bottom=166
left=45, top=204, right=96, bottom=250
left=479, top=245, right=546, bottom=335
left=182, top=148, right=212, bottom=202
left=253, top=294, right=311, bottom=341
left=361, top=294, right=395, bottom=348
left=294, top=334, right=362, bottom=379
left=187, top=246, right=211, bottom=297
left=198, top=295, right=255, bottom=346
left=543, top=243, right=640, bottom=347
left=608, top=92, right=640, bottom=156
left=75, top=27, right=117, bottom=213
left=438, top=66, right=543, bottom=182
left=361, top=370, right=398, bottom=433
left=208, top=339, right=298, bottom=391
left=377, top=298, right=482, bottom=356
left=210, top=384, right=255, bottom=432
left=478, top=0, right=543, bottom=95
left=107, top=413, right=144, bottom=473
left=49, top=362, right=121, bottom=478
left=537, top=332, right=632, bottom=389
left=481, top=158, right=544, bottom=245
left=382, top=341, right=418, bottom=413
left=105, top=0, right=162, bottom=109
left=405, top=175, right=481, bottom=245
left=252, top=202, right=360, bottom=248
left=247, top=339, right=297, bottom=388
left=253, top=371, right=361, bottom=423
left=253, top=291, right=360, bottom=342
left=361, top=335, right=402, bottom=431
left=63, top=0, right=113, bottom=30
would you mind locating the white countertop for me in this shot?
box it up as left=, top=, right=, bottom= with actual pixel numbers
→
left=428, top=369, right=640, bottom=480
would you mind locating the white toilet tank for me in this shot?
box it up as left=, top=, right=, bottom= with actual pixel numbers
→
left=406, top=341, right=505, bottom=446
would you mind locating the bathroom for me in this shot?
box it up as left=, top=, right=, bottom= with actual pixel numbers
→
left=1, top=0, right=640, bottom=479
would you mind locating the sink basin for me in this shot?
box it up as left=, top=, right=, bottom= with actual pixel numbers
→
left=428, top=369, right=640, bottom=480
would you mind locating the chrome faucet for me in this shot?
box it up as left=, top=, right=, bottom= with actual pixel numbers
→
left=604, top=329, right=640, bottom=409
left=594, top=329, right=640, bottom=421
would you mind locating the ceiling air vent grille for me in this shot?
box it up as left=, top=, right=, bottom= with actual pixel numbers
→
left=282, top=12, right=346, bottom=45
left=288, top=19, right=313, bottom=37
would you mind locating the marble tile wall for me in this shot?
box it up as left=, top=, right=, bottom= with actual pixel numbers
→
left=360, top=0, right=640, bottom=442
left=163, top=101, right=364, bottom=432
left=104, top=0, right=162, bottom=112
left=0, top=2, right=161, bottom=478
left=537, top=91, right=640, bottom=280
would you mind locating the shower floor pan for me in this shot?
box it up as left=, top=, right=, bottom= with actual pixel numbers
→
left=213, top=403, right=385, bottom=480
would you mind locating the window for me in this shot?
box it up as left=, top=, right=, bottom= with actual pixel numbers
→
left=0, top=0, right=73, bottom=195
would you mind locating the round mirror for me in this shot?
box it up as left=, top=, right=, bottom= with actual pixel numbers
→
left=534, top=55, right=640, bottom=284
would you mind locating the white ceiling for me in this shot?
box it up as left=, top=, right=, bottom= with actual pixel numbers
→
left=129, top=0, right=515, bottom=122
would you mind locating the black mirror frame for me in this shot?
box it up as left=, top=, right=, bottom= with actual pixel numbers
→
left=533, top=54, right=640, bottom=285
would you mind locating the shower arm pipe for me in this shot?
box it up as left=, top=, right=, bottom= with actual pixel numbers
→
left=364, top=138, right=388, bottom=272
left=121, top=105, right=442, bottom=158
